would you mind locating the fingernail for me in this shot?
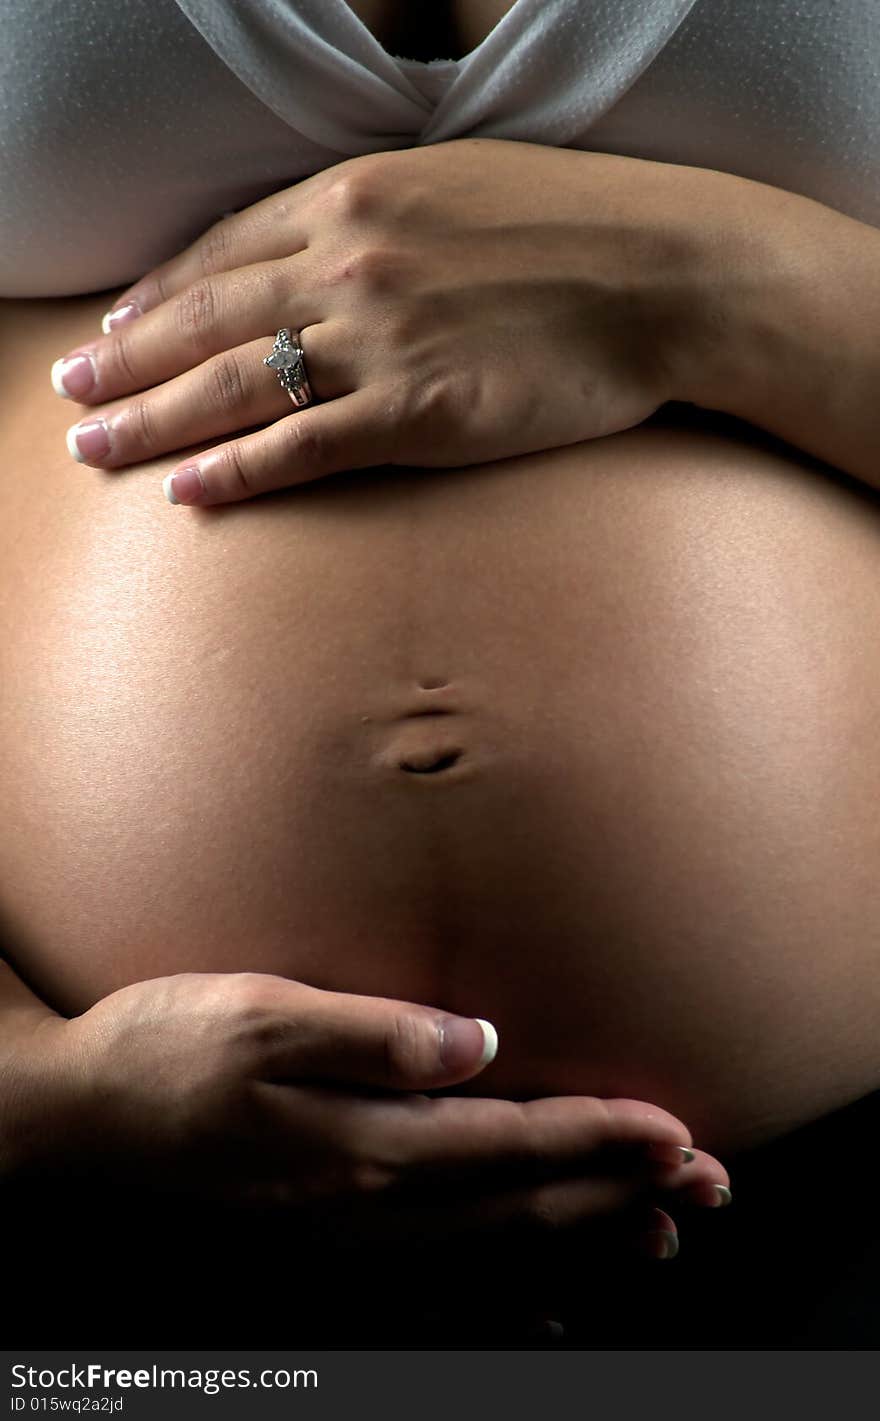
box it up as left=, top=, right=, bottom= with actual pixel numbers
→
left=101, top=300, right=142, bottom=335
left=644, top=1143, right=696, bottom=1167
left=163, top=467, right=205, bottom=506
left=66, top=418, right=111, bottom=464
left=634, top=1229, right=679, bottom=1261
left=475, top=1017, right=498, bottom=1067
left=686, top=1179, right=734, bottom=1209
left=537, top=1319, right=565, bottom=1341
left=438, top=1016, right=499, bottom=1073
left=51, top=351, right=97, bottom=400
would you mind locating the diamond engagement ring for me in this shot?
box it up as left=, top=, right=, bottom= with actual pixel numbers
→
left=264, top=327, right=313, bottom=407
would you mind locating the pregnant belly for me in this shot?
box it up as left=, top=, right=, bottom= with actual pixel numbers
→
left=1, top=293, right=879, bottom=1155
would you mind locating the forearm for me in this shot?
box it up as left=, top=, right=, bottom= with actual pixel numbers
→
left=675, top=174, right=880, bottom=489
left=0, top=955, right=67, bottom=1178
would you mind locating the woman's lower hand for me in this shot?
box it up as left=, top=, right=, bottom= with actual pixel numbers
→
left=18, top=970, right=728, bottom=1248
left=50, top=140, right=729, bottom=505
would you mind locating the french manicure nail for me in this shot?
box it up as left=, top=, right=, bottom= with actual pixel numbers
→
left=51, top=351, right=97, bottom=400
left=475, top=1017, right=499, bottom=1067
left=654, top=1230, right=679, bottom=1260
left=438, top=1016, right=499, bottom=1073
left=66, top=418, right=111, bottom=463
left=687, top=1180, right=734, bottom=1209
left=101, top=300, right=142, bottom=335
left=163, top=467, right=205, bottom=506
left=635, top=1229, right=679, bottom=1261
left=645, top=1143, right=696, bottom=1167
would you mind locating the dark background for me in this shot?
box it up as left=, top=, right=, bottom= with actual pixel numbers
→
left=4, top=1089, right=878, bottom=1349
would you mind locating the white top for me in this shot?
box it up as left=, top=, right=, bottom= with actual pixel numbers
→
left=1, top=0, right=879, bottom=297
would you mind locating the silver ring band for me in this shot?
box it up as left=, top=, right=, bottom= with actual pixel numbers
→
left=264, top=327, right=313, bottom=407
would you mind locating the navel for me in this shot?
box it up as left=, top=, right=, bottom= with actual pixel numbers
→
left=398, top=748, right=464, bottom=775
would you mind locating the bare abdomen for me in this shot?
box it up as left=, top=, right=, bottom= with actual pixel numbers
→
left=2, top=293, right=879, bottom=1154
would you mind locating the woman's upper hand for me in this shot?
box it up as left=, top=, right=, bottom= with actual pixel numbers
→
left=51, top=140, right=726, bottom=506
left=18, top=970, right=729, bottom=1247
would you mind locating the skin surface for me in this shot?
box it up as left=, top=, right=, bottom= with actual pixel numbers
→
left=2, top=291, right=879, bottom=1157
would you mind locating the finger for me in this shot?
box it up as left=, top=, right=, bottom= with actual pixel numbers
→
left=101, top=195, right=315, bottom=328
left=52, top=257, right=319, bottom=406
left=647, top=1206, right=677, bottom=1234
left=673, top=1151, right=733, bottom=1209
left=64, top=326, right=347, bottom=471
left=161, top=386, right=396, bottom=506
left=375, top=1093, right=696, bottom=1178
left=644, top=1143, right=731, bottom=1201
left=242, top=977, right=499, bottom=1090
left=631, top=1204, right=680, bottom=1261
left=265, top=1086, right=696, bottom=1180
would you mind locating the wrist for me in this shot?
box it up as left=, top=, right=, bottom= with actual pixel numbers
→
left=0, top=1015, right=86, bottom=1180
left=660, top=170, right=807, bottom=425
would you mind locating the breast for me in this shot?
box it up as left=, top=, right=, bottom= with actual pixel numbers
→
left=2, top=298, right=880, bottom=1155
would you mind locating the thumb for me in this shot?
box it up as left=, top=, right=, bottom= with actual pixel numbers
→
left=258, top=981, right=499, bottom=1091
